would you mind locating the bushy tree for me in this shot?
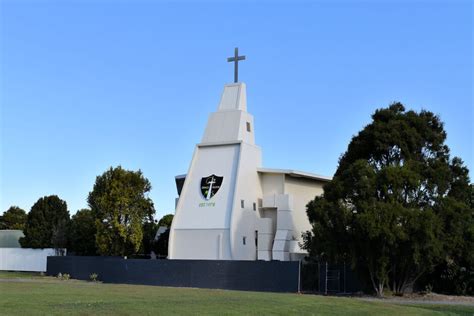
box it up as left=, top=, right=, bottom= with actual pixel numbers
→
left=153, top=229, right=170, bottom=257
left=157, top=214, right=174, bottom=228
left=88, top=166, right=155, bottom=256
left=152, top=214, right=174, bottom=257
left=422, top=180, right=474, bottom=295
left=141, top=219, right=158, bottom=255
left=304, top=103, right=473, bottom=296
left=68, top=209, right=97, bottom=255
left=140, top=213, right=175, bottom=256
left=20, top=196, right=70, bottom=249
left=0, top=206, right=27, bottom=230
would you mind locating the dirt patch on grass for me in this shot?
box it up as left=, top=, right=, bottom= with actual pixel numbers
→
left=402, top=293, right=474, bottom=303
left=360, top=292, right=474, bottom=306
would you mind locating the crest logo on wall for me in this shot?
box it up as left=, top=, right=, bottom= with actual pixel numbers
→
left=200, top=174, right=223, bottom=200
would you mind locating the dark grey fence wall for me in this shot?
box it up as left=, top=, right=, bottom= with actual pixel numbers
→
left=47, top=256, right=300, bottom=293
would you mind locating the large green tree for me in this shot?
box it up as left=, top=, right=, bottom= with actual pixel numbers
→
left=20, top=196, right=70, bottom=249
left=0, top=206, right=27, bottom=230
left=303, top=103, right=473, bottom=296
left=68, top=209, right=97, bottom=255
left=88, top=166, right=155, bottom=256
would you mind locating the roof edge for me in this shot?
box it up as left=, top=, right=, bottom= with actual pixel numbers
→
left=257, top=168, right=332, bottom=182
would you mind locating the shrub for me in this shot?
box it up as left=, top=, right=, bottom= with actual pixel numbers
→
left=89, top=273, right=99, bottom=282
left=57, top=272, right=70, bottom=280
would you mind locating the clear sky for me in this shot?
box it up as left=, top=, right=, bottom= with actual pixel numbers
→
left=1, top=0, right=472, bottom=219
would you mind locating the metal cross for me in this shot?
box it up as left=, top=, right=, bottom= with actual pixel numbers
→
left=227, top=47, right=246, bottom=83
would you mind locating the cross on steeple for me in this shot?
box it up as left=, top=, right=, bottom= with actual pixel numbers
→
left=227, top=47, right=246, bottom=83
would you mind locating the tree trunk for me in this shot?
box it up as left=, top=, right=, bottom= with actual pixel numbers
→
left=369, top=269, right=385, bottom=297
left=377, top=283, right=384, bottom=297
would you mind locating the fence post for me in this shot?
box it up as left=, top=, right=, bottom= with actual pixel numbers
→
left=298, top=260, right=301, bottom=293
left=343, top=262, right=346, bottom=294
left=325, top=261, right=328, bottom=295
left=318, top=262, right=320, bottom=293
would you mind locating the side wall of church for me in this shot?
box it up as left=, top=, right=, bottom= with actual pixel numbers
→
left=229, top=143, right=263, bottom=260
left=284, top=177, right=325, bottom=241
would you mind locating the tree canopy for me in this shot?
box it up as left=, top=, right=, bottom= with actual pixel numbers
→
left=0, top=206, right=27, bottom=230
left=150, top=214, right=174, bottom=257
left=68, top=209, right=97, bottom=255
left=304, top=103, right=473, bottom=296
left=141, top=219, right=158, bottom=256
left=20, top=196, right=70, bottom=249
left=157, top=214, right=174, bottom=228
left=88, top=166, right=155, bottom=256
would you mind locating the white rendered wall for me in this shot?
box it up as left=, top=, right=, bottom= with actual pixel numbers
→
left=260, top=173, right=285, bottom=196
left=202, top=111, right=255, bottom=145
left=169, top=144, right=239, bottom=259
left=216, top=83, right=247, bottom=111
left=0, top=248, right=60, bottom=272
left=173, top=145, right=240, bottom=229
left=230, top=142, right=262, bottom=260
left=258, top=173, right=326, bottom=260
left=284, top=176, right=325, bottom=246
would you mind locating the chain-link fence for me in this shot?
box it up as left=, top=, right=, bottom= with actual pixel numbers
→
left=300, top=261, right=362, bottom=294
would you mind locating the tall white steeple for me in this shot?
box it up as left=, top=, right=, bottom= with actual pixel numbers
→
left=169, top=48, right=264, bottom=260
left=168, top=79, right=263, bottom=260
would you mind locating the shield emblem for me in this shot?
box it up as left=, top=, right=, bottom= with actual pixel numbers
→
left=200, top=174, right=223, bottom=200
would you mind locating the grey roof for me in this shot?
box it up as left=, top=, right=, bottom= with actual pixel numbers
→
left=0, top=230, right=24, bottom=248
left=257, top=168, right=332, bottom=182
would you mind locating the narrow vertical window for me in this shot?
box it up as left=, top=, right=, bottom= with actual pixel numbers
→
left=246, top=122, right=251, bottom=132
left=253, top=202, right=256, bottom=211
left=243, top=236, right=247, bottom=245
left=241, top=200, right=245, bottom=208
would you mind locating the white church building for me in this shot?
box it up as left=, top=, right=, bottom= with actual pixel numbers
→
left=168, top=49, right=331, bottom=261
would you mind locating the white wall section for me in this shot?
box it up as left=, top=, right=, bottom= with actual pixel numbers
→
left=0, top=248, right=63, bottom=272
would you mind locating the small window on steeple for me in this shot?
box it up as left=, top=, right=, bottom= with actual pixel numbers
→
left=246, top=122, right=251, bottom=132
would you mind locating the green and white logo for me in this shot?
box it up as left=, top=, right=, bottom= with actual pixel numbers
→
left=200, top=174, right=223, bottom=200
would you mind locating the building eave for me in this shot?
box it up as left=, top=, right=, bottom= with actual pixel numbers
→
left=257, top=168, right=332, bottom=182
left=175, top=169, right=332, bottom=182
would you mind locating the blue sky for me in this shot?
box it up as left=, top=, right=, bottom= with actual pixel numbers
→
left=1, top=0, right=472, bottom=219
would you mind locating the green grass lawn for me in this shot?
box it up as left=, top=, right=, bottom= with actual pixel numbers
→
left=0, top=271, right=45, bottom=279
left=0, top=272, right=472, bottom=315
